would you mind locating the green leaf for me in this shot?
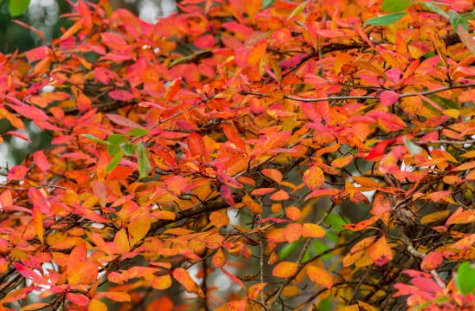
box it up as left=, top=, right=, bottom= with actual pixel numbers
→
left=364, top=13, right=407, bottom=26
left=136, top=142, right=152, bottom=179
left=127, top=128, right=149, bottom=137
left=287, top=1, right=308, bottom=20
left=262, top=0, right=275, bottom=8
left=9, top=0, right=29, bottom=17
left=81, top=134, right=110, bottom=145
left=107, top=144, right=121, bottom=156
left=278, top=240, right=301, bottom=259
left=455, top=262, right=475, bottom=295
left=382, top=0, right=412, bottom=13
left=403, top=137, right=422, bottom=155
left=121, top=142, right=135, bottom=156
left=107, top=134, right=126, bottom=145
left=422, top=2, right=449, bottom=18
left=449, top=10, right=468, bottom=32
left=106, top=150, right=123, bottom=173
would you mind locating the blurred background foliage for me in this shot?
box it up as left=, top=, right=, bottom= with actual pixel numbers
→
left=0, top=0, right=176, bottom=166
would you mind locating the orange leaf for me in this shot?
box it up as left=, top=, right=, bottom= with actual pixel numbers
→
left=302, top=223, right=326, bottom=238
left=331, top=155, right=353, bottom=168
left=165, top=78, right=182, bottom=103
left=285, top=206, right=302, bottom=221
left=270, top=189, right=290, bottom=201
left=368, top=236, right=393, bottom=266
left=454, top=161, right=475, bottom=171
left=88, top=299, right=107, bottom=311
left=284, top=223, right=302, bottom=243
left=173, top=268, right=204, bottom=297
left=248, top=283, right=266, bottom=300
left=151, top=274, right=173, bottom=290
left=303, top=166, right=325, bottom=190
left=343, top=216, right=379, bottom=232
left=210, top=211, right=229, bottom=229
left=128, top=210, right=151, bottom=247
left=32, top=206, right=44, bottom=244
left=272, top=261, right=298, bottom=278
left=248, top=40, right=267, bottom=66
left=188, top=132, right=206, bottom=157
left=262, top=168, right=283, bottom=183
left=306, top=266, right=333, bottom=288
left=421, top=252, right=443, bottom=271
left=114, top=228, right=130, bottom=253
left=371, top=192, right=391, bottom=216
left=68, top=260, right=98, bottom=285
left=212, top=248, right=226, bottom=268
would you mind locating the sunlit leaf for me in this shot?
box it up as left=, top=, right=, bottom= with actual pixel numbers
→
left=272, top=262, right=298, bottom=278
left=364, top=13, right=407, bottom=26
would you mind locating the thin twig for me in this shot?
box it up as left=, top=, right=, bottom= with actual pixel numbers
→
left=241, top=83, right=475, bottom=103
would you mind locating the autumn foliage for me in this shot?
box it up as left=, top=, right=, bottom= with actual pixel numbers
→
left=1, top=0, right=475, bottom=310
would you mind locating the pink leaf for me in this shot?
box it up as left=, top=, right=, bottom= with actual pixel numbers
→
left=109, top=90, right=135, bottom=101
left=380, top=91, right=399, bottom=106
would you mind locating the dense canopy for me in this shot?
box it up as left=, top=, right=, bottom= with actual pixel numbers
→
left=0, top=0, right=475, bottom=310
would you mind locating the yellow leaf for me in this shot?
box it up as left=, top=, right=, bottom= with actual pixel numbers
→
left=151, top=274, right=172, bottom=290
left=88, top=299, right=107, bottom=311
left=337, top=305, right=360, bottom=311
left=331, top=155, right=353, bottom=168
left=128, top=210, right=151, bottom=247
left=302, top=223, right=326, bottom=238
left=443, top=109, right=460, bottom=118
left=281, top=285, right=300, bottom=297
left=306, top=265, right=333, bottom=288
left=461, top=151, right=475, bottom=158
left=272, top=261, right=298, bottom=278
left=20, top=303, right=49, bottom=311
left=421, top=210, right=451, bottom=225
left=357, top=301, right=379, bottom=311
left=114, top=228, right=130, bottom=253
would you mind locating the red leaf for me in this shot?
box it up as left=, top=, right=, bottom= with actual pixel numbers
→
left=188, top=132, right=206, bottom=157
left=421, top=252, right=443, bottom=271
left=165, top=78, right=182, bottom=103
left=109, top=90, right=135, bottom=101
left=14, top=263, right=49, bottom=286
left=66, top=292, right=89, bottom=306
left=7, top=165, right=28, bottom=181
left=6, top=96, right=49, bottom=121
left=365, top=139, right=396, bottom=161
left=33, top=151, right=51, bottom=171
left=5, top=131, right=31, bottom=143
left=380, top=91, right=399, bottom=106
